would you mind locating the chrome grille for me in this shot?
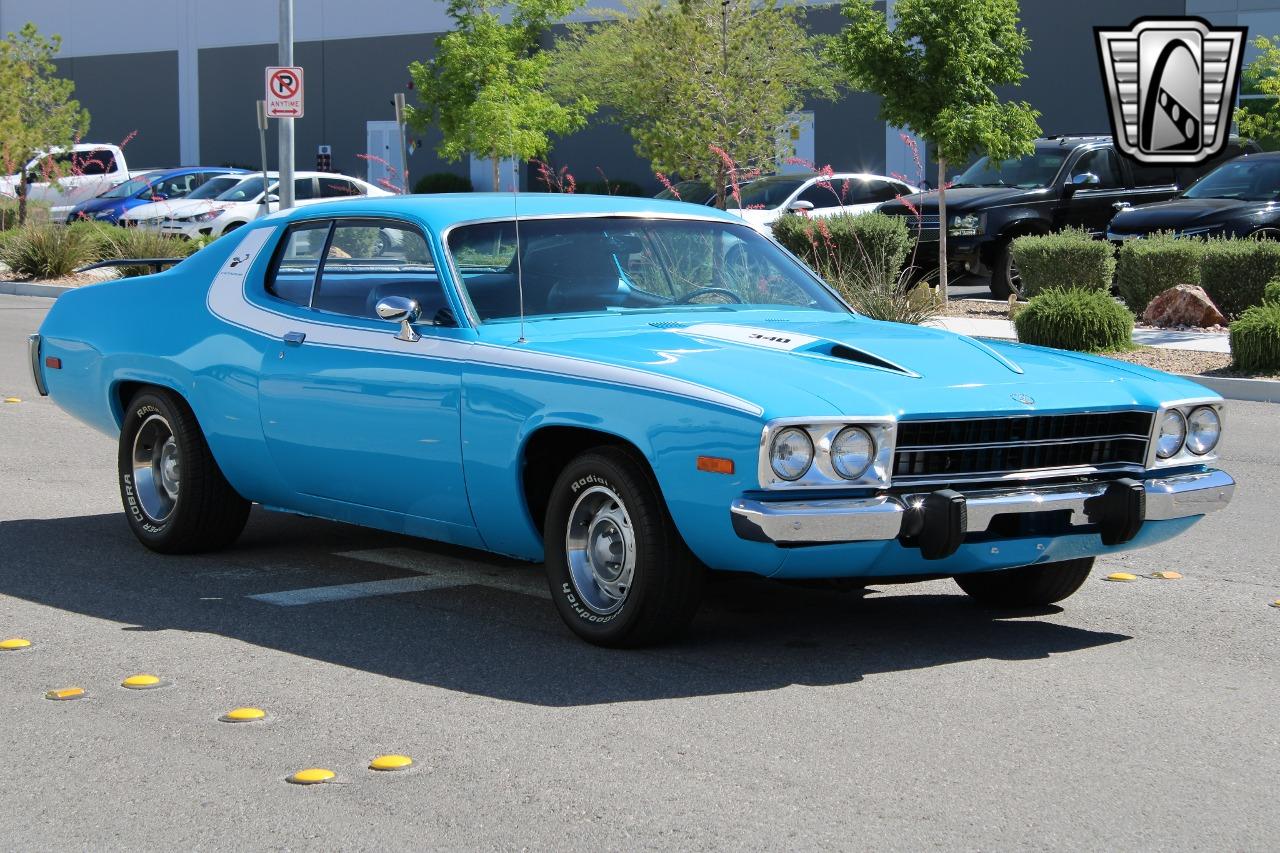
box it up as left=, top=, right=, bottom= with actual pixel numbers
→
left=893, top=411, right=1153, bottom=484
left=889, top=212, right=940, bottom=240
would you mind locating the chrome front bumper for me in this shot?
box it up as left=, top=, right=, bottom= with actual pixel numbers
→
left=27, top=334, right=48, bottom=396
left=730, top=469, right=1235, bottom=551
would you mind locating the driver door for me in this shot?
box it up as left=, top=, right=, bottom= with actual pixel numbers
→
left=1056, top=148, right=1130, bottom=236
left=255, top=217, right=478, bottom=535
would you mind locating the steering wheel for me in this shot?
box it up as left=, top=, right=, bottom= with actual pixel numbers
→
left=675, top=287, right=743, bottom=304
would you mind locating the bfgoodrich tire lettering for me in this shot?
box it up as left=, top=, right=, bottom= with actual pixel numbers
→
left=953, top=557, right=1094, bottom=607
left=543, top=446, right=703, bottom=647
left=117, top=388, right=250, bottom=554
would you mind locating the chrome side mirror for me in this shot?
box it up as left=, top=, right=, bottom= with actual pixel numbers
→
left=1071, top=172, right=1100, bottom=187
left=376, top=296, right=422, bottom=342
left=788, top=199, right=815, bottom=213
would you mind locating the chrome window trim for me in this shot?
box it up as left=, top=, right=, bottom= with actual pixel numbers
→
left=758, top=416, right=897, bottom=490
left=1144, top=397, right=1225, bottom=469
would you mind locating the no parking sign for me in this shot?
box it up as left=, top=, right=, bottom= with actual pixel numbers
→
left=265, top=66, right=304, bottom=118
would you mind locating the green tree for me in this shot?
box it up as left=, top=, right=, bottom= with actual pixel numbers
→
left=830, top=0, right=1040, bottom=298
left=550, top=0, right=834, bottom=209
left=408, top=0, right=593, bottom=191
left=1236, top=35, right=1280, bottom=150
left=0, top=23, right=90, bottom=224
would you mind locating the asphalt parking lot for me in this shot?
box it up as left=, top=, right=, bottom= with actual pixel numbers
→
left=1, top=292, right=1277, bottom=850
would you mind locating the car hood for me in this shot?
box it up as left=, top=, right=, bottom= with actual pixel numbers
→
left=1109, top=197, right=1273, bottom=233
left=479, top=310, right=1207, bottom=419
left=878, top=186, right=1052, bottom=215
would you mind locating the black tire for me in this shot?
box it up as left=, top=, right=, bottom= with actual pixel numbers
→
left=118, top=388, right=250, bottom=554
left=544, top=446, right=703, bottom=647
left=954, top=557, right=1094, bottom=607
left=989, top=239, right=1022, bottom=299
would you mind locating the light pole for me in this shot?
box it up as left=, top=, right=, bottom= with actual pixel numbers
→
left=277, top=0, right=295, bottom=210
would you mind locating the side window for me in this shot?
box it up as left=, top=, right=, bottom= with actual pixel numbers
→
left=74, top=150, right=117, bottom=175
left=1130, top=163, right=1177, bottom=188
left=267, top=222, right=329, bottom=307
left=293, top=178, right=316, bottom=200
left=797, top=181, right=846, bottom=210
left=862, top=179, right=909, bottom=203
left=1072, top=149, right=1122, bottom=189
left=320, top=178, right=361, bottom=198
left=312, top=221, right=448, bottom=323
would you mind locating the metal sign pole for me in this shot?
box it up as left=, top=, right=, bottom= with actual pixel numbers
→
left=277, top=0, right=295, bottom=210
left=256, top=100, right=271, bottom=219
left=394, top=92, right=410, bottom=195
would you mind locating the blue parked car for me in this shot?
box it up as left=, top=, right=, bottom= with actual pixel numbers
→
left=65, top=167, right=248, bottom=224
left=28, top=194, right=1234, bottom=646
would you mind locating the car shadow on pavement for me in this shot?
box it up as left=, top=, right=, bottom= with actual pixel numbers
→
left=0, top=511, right=1132, bottom=706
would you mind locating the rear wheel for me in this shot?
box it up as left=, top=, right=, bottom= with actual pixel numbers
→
left=954, top=557, right=1094, bottom=607
left=544, top=447, right=703, bottom=647
left=118, top=388, right=250, bottom=554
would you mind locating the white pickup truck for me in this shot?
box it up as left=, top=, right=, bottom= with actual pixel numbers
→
left=0, top=143, right=135, bottom=216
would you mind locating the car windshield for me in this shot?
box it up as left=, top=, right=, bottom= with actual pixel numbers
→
left=725, top=178, right=808, bottom=210
left=215, top=176, right=267, bottom=202
left=98, top=175, right=155, bottom=200
left=952, top=150, right=1069, bottom=189
left=186, top=175, right=243, bottom=200
left=1183, top=158, right=1280, bottom=201
left=447, top=216, right=846, bottom=322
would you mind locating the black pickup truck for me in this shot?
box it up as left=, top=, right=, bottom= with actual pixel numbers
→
left=877, top=134, right=1259, bottom=298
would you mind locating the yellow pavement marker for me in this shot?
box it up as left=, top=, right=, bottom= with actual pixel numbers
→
left=0, top=637, right=32, bottom=651
left=3, top=397, right=20, bottom=404
left=1270, top=599, right=1280, bottom=609
left=220, top=707, right=266, bottom=723
left=1150, top=571, right=1183, bottom=580
left=121, top=673, right=166, bottom=690
left=45, top=687, right=86, bottom=701
left=288, top=768, right=336, bottom=785
left=1104, top=572, right=1139, bottom=582
left=369, top=754, right=413, bottom=772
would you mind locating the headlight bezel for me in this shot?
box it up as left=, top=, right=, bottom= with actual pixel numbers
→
left=758, top=417, right=896, bottom=490
left=1185, top=405, right=1222, bottom=455
left=768, top=427, right=815, bottom=482
left=1146, top=398, right=1225, bottom=469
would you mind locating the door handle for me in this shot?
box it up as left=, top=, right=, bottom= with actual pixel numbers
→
left=1112, top=201, right=1131, bottom=211
left=283, top=331, right=306, bottom=345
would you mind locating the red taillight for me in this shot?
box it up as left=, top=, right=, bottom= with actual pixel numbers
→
left=45, top=356, right=61, bottom=369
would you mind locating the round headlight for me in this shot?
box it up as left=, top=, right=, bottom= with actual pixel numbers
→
left=830, top=426, right=875, bottom=479
left=1155, top=409, right=1187, bottom=459
left=769, top=427, right=814, bottom=481
left=1185, top=406, right=1221, bottom=455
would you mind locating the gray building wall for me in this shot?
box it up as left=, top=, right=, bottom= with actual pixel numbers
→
left=54, top=51, right=181, bottom=169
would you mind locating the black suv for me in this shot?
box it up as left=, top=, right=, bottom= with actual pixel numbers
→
left=877, top=135, right=1259, bottom=297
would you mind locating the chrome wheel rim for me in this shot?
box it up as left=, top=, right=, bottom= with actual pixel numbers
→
left=131, top=414, right=180, bottom=524
left=565, top=485, right=636, bottom=615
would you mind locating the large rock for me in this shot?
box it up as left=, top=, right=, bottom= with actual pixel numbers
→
left=1142, top=284, right=1226, bottom=328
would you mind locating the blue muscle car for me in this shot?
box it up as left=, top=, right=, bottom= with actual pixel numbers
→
left=28, top=194, right=1234, bottom=646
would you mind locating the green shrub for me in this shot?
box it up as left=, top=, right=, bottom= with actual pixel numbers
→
left=1263, top=277, right=1280, bottom=306
left=1229, top=303, right=1280, bottom=371
left=412, top=172, right=472, bottom=194
left=772, top=211, right=912, bottom=281
left=1198, top=237, right=1280, bottom=318
left=330, top=225, right=381, bottom=258
left=1115, top=231, right=1205, bottom=312
left=1014, top=287, right=1134, bottom=352
left=0, top=223, right=103, bottom=279
left=1009, top=228, right=1116, bottom=296
left=575, top=179, right=649, bottom=197
left=0, top=198, right=52, bottom=229
left=99, top=228, right=198, bottom=277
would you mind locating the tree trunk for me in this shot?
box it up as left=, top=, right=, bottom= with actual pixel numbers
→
left=492, top=156, right=502, bottom=192
left=937, top=156, right=948, bottom=305
left=17, top=169, right=28, bottom=226
left=714, top=163, right=727, bottom=210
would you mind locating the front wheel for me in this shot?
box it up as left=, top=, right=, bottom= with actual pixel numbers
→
left=118, top=388, right=250, bottom=554
left=989, top=239, right=1022, bottom=300
left=954, top=557, right=1094, bottom=607
left=544, top=447, right=703, bottom=647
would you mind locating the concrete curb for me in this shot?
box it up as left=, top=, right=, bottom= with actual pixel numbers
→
left=1177, top=374, right=1280, bottom=404
left=0, top=281, right=72, bottom=298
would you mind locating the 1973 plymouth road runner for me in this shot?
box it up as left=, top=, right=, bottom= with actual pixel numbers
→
left=28, top=194, right=1234, bottom=646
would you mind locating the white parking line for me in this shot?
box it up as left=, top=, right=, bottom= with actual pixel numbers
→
left=247, top=547, right=550, bottom=607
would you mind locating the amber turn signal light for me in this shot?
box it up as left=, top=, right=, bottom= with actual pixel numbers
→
left=696, top=456, right=734, bottom=475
